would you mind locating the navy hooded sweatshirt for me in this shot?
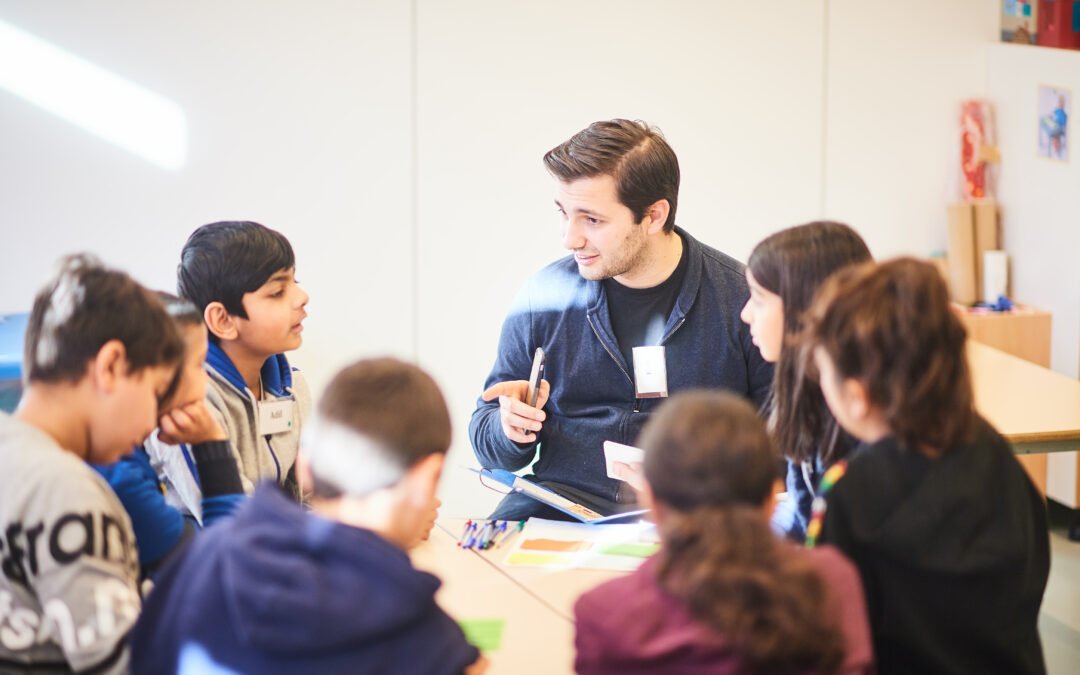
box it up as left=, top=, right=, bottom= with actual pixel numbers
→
left=130, top=484, right=479, bottom=675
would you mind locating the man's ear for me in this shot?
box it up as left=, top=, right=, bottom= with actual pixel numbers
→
left=642, top=199, right=671, bottom=236
left=204, top=301, right=239, bottom=341
left=92, top=339, right=127, bottom=394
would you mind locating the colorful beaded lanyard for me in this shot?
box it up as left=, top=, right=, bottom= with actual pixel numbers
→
left=804, top=459, right=848, bottom=549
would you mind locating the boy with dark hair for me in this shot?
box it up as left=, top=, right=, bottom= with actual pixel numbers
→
left=94, top=293, right=245, bottom=579
left=132, top=358, right=487, bottom=675
left=147, top=221, right=312, bottom=521
left=0, top=254, right=184, bottom=673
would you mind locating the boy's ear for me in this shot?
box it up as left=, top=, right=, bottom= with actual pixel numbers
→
left=403, top=453, right=444, bottom=506
left=204, top=301, right=239, bottom=341
left=92, top=339, right=128, bottom=394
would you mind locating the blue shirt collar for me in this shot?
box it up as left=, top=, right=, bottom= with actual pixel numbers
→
left=206, top=343, right=293, bottom=397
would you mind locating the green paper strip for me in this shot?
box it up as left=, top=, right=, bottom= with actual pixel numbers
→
left=459, top=618, right=506, bottom=652
left=599, top=542, right=660, bottom=558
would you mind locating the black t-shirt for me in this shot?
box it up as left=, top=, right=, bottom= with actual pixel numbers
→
left=602, top=235, right=688, bottom=373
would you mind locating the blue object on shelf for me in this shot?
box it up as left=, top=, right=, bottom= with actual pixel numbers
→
left=972, top=295, right=1014, bottom=313
left=0, top=313, right=27, bottom=413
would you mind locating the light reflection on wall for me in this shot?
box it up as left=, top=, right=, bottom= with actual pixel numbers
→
left=0, top=18, right=187, bottom=170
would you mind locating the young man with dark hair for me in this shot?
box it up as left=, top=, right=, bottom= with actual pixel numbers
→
left=132, top=358, right=487, bottom=675
left=147, top=221, right=312, bottom=521
left=0, top=254, right=184, bottom=673
left=471, top=119, right=773, bottom=520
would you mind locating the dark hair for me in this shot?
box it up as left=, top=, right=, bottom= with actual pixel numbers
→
left=156, top=291, right=202, bottom=328
left=807, top=258, right=977, bottom=454
left=748, top=222, right=872, bottom=464
left=176, top=221, right=295, bottom=343
left=543, top=119, right=680, bottom=232
left=24, top=255, right=184, bottom=385
left=313, top=357, right=451, bottom=498
left=640, top=390, right=845, bottom=675
left=154, top=292, right=204, bottom=406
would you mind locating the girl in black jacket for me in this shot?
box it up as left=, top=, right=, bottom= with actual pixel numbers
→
left=806, top=257, right=1048, bottom=675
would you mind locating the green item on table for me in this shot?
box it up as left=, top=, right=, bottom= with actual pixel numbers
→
left=600, top=542, right=660, bottom=558
left=458, top=618, right=506, bottom=652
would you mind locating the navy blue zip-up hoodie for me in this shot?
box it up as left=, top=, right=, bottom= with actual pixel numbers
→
left=470, top=227, right=773, bottom=503
left=131, top=485, right=479, bottom=675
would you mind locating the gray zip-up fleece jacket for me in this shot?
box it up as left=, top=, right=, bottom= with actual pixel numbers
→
left=146, top=344, right=311, bottom=523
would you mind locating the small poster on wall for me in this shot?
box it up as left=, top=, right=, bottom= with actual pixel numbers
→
left=1001, top=0, right=1037, bottom=44
left=1037, top=85, right=1069, bottom=162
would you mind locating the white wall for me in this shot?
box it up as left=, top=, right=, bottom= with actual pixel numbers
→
left=415, top=0, right=827, bottom=515
left=0, top=1, right=416, bottom=395
left=987, top=43, right=1080, bottom=381
left=0, top=2, right=1004, bottom=516
left=825, top=0, right=998, bottom=256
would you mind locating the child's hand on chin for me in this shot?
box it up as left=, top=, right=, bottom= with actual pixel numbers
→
left=158, top=400, right=227, bottom=446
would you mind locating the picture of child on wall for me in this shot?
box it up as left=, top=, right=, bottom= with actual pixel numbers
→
left=1038, top=85, right=1069, bottom=161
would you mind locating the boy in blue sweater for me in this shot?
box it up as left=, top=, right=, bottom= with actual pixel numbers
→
left=94, top=294, right=245, bottom=578
left=132, top=358, right=486, bottom=674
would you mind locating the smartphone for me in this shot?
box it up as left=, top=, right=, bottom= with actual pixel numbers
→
left=525, top=347, right=545, bottom=408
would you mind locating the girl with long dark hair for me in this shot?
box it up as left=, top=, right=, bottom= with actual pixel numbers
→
left=740, top=221, right=871, bottom=540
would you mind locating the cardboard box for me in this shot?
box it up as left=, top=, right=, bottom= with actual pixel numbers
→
left=946, top=203, right=977, bottom=304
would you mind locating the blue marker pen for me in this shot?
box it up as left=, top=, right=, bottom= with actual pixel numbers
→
left=471, top=520, right=494, bottom=550
left=497, top=520, right=526, bottom=549
left=484, top=521, right=508, bottom=549
left=465, top=521, right=487, bottom=550
left=458, top=520, right=475, bottom=548
left=479, top=520, right=500, bottom=549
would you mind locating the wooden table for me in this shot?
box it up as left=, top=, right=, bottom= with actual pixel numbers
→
left=440, top=519, right=629, bottom=621
left=970, top=341, right=1080, bottom=454
left=414, top=341, right=1080, bottom=673
left=410, top=520, right=582, bottom=674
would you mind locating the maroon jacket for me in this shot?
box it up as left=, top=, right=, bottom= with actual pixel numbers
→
left=574, top=545, right=873, bottom=675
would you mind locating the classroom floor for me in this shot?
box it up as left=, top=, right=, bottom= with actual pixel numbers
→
left=1042, top=502, right=1080, bottom=674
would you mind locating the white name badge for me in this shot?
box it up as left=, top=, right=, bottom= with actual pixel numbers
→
left=632, top=345, right=668, bottom=399
left=258, top=399, right=295, bottom=436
